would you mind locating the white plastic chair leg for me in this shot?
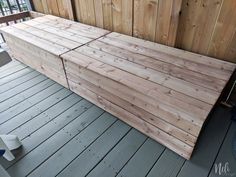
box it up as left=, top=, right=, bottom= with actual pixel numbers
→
left=0, top=138, right=15, bottom=161
left=0, top=135, right=22, bottom=161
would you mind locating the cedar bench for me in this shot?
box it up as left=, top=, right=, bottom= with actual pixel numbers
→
left=0, top=14, right=109, bottom=88
left=1, top=14, right=235, bottom=159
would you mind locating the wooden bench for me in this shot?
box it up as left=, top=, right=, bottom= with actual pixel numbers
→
left=1, top=14, right=235, bottom=159
left=0, top=14, right=109, bottom=87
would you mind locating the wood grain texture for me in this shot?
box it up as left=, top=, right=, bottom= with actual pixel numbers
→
left=2, top=14, right=235, bottom=159
left=0, top=15, right=109, bottom=89
left=133, top=0, right=182, bottom=45
left=133, top=0, right=158, bottom=41
left=32, top=0, right=236, bottom=62
left=207, top=0, right=236, bottom=62
left=33, top=0, right=74, bottom=20
left=32, top=0, right=44, bottom=13
left=112, top=0, right=133, bottom=35
left=1, top=61, right=234, bottom=176
left=61, top=31, right=235, bottom=159
left=176, top=0, right=236, bottom=62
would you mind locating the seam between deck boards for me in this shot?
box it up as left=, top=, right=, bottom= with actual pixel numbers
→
left=0, top=76, right=49, bottom=104
left=24, top=111, right=111, bottom=176
left=114, top=137, right=149, bottom=177
left=144, top=147, right=167, bottom=177
left=5, top=100, right=97, bottom=170
left=56, top=127, right=133, bottom=177
left=206, top=121, right=233, bottom=177
left=7, top=91, right=73, bottom=135
left=0, top=65, right=29, bottom=80
left=56, top=31, right=113, bottom=89
left=19, top=94, right=81, bottom=141
left=0, top=82, right=57, bottom=124
left=0, top=67, right=33, bottom=86
left=0, top=71, right=41, bottom=94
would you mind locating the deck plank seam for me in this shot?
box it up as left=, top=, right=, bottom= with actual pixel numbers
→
left=0, top=65, right=29, bottom=80
left=5, top=104, right=104, bottom=170
left=19, top=94, right=82, bottom=140
left=144, top=147, right=167, bottom=177
left=0, top=68, right=35, bottom=88
left=0, top=61, right=23, bottom=73
left=0, top=82, right=58, bottom=125
left=0, top=76, right=50, bottom=104
left=58, top=31, right=113, bottom=58
left=25, top=111, right=116, bottom=177
left=0, top=71, right=41, bottom=94
left=0, top=67, right=34, bottom=87
left=114, top=137, right=149, bottom=177
left=0, top=80, right=56, bottom=114
left=56, top=127, right=133, bottom=177
left=206, top=120, right=233, bottom=177
left=6, top=91, right=75, bottom=136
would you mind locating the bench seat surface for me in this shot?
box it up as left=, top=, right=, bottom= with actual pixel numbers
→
left=0, top=15, right=109, bottom=87
left=1, top=15, right=235, bottom=159
left=61, top=32, right=236, bottom=159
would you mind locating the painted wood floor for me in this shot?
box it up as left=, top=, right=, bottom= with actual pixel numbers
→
left=0, top=60, right=236, bottom=177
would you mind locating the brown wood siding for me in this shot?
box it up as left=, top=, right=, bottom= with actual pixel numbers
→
left=30, top=0, right=236, bottom=62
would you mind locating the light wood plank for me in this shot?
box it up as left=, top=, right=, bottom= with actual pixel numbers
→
left=1, top=26, right=69, bottom=56
left=133, top=0, right=158, bottom=41
left=102, top=0, right=113, bottom=30
left=66, top=74, right=197, bottom=146
left=103, top=33, right=235, bottom=80
left=76, top=45, right=219, bottom=104
left=88, top=40, right=225, bottom=92
left=13, top=23, right=80, bottom=49
left=94, top=0, right=104, bottom=28
left=67, top=80, right=194, bottom=159
left=63, top=53, right=203, bottom=136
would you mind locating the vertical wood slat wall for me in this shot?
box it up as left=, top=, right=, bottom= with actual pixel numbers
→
left=32, top=0, right=74, bottom=20
left=32, top=0, right=236, bottom=63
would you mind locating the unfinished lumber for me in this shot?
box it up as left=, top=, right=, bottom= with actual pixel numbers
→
left=0, top=15, right=110, bottom=87
left=1, top=14, right=235, bottom=159
left=61, top=32, right=235, bottom=159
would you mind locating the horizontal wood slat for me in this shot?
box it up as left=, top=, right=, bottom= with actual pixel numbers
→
left=61, top=31, right=235, bottom=159
left=0, top=15, right=109, bottom=88
left=1, top=14, right=235, bottom=159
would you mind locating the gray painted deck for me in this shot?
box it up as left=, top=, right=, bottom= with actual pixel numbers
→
left=0, top=60, right=236, bottom=177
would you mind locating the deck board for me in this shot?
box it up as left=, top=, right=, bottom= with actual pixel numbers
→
left=208, top=122, right=236, bottom=177
left=0, top=88, right=72, bottom=134
left=176, top=107, right=232, bottom=177
left=0, top=60, right=235, bottom=177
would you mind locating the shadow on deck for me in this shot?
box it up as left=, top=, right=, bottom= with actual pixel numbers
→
left=0, top=60, right=235, bottom=177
